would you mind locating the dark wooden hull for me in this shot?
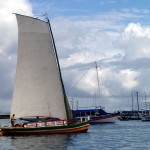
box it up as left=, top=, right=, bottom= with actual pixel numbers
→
left=1, top=121, right=89, bottom=136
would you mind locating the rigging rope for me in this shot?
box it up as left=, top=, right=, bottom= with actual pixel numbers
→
left=70, top=66, right=93, bottom=89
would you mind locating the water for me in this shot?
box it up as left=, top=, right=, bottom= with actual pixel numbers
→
left=0, top=119, right=150, bottom=150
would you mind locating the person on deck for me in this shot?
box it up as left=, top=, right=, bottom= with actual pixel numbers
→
left=10, top=114, right=15, bottom=127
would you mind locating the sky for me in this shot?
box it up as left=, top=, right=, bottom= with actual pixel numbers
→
left=1, top=0, right=150, bottom=113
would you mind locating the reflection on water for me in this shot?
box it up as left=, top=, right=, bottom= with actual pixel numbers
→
left=0, top=133, right=90, bottom=150
left=0, top=134, right=70, bottom=150
left=10, top=134, right=69, bottom=150
left=2, top=120, right=150, bottom=149
left=0, top=119, right=89, bottom=150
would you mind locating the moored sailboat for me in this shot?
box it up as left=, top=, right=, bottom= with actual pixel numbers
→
left=1, top=14, right=89, bottom=135
left=119, top=92, right=141, bottom=121
left=72, top=62, right=118, bottom=123
left=72, top=108, right=119, bottom=123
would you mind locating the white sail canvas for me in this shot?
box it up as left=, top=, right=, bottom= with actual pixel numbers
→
left=11, top=14, right=68, bottom=120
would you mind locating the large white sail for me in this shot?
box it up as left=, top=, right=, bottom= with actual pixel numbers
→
left=11, top=14, right=68, bottom=120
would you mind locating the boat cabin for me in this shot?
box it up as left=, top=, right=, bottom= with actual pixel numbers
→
left=72, top=109, right=107, bottom=118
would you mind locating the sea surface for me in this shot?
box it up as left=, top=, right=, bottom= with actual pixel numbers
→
left=0, top=119, right=150, bottom=150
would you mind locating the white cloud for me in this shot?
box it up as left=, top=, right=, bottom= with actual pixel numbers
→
left=1, top=0, right=150, bottom=112
left=120, top=69, right=139, bottom=89
left=0, top=0, right=33, bottom=55
left=52, top=16, right=141, bottom=101
left=52, top=16, right=121, bottom=70
left=116, top=23, right=150, bottom=59
left=50, top=9, right=150, bottom=111
left=0, top=0, right=33, bottom=112
left=60, top=51, right=105, bottom=68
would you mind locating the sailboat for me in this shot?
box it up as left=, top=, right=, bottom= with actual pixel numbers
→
left=119, top=92, right=141, bottom=121
left=140, top=92, right=150, bottom=121
left=1, top=14, right=89, bottom=135
left=72, top=62, right=119, bottom=123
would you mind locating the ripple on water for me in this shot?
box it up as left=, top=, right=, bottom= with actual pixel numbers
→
left=1, top=120, right=150, bottom=150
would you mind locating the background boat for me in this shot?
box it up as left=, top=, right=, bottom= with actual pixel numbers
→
left=119, top=92, right=141, bottom=121
left=71, top=62, right=118, bottom=123
left=72, top=108, right=119, bottom=123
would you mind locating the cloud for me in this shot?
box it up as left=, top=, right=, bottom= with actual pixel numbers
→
left=0, top=0, right=32, bottom=112
left=52, top=13, right=150, bottom=112
left=1, top=0, right=150, bottom=112
left=116, top=23, right=150, bottom=60
left=120, top=69, right=139, bottom=89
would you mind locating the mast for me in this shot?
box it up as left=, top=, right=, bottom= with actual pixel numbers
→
left=144, top=92, right=147, bottom=110
left=76, top=100, right=78, bottom=110
left=136, top=91, right=139, bottom=113
left=46, top=14, right=72, bottom=120
left=95, top=62, right=101, bottom=108
left=131, top=91, right=134, bottom=111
